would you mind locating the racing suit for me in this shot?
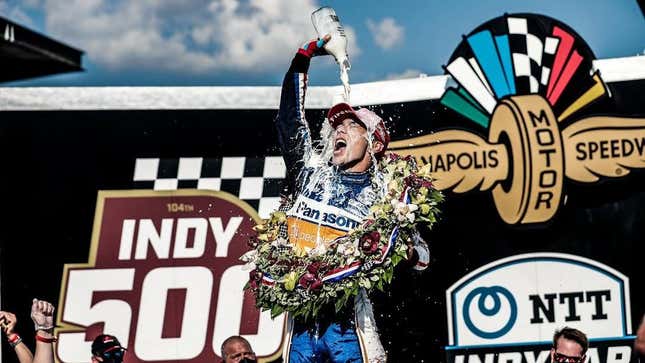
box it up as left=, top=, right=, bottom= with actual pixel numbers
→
left=275, top=52, right=429, bottom=362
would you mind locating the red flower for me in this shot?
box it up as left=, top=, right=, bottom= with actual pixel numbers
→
left=249, top=269, right=262, bottom=289
left=419, top=178, right=433, bottom=188
left=307, top=262, right=322, bottom=274
left=310, top=279, right=323, bottom=290
left=299, top=272, right=324, bottom=290
left=362, top=219, right=375, bottom=228
left=360, top=231, right=381, bottom=254
left=298, top=272, right=316, bottom=288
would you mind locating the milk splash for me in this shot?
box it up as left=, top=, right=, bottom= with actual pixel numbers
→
left=340, top=60, right=351, bottom=102
left=296, top=120, right=386, bottom=251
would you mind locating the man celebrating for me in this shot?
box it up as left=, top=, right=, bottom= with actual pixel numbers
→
left=275, top=35, right=429, bottom=362
left=550, top=327, right=588, bottom=363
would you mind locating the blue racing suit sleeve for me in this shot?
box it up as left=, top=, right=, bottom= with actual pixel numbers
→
left=275, top=53, right=314, bottom=193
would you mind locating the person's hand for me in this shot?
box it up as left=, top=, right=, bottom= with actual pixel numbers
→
left=30, top=299, right=55, bottom=333
left=0, top=311, right=17, bottom=335
left=297, top=34, right=331, bottom=58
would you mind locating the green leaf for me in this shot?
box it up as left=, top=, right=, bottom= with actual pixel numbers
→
left=270, top=304, right=284, bottom=318
left=334, top=294, right=349, bottom=312
left=361, top=278, right=372, bottom=289
left=376, top=279, right=384, bottom=291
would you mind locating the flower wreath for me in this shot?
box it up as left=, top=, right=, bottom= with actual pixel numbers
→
left=242, top=154, right=443, bottom=320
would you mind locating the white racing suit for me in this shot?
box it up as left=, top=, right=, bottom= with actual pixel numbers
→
left=275, top=52, right=429, bottom=362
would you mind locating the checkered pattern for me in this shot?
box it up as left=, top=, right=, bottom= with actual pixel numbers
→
left=540, top=36, right=560, bottom=94
left=133, top=157, right=287, bottom=218
left=507, top=17, right=547, bottom=94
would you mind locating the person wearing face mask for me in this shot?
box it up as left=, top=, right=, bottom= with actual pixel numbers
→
left=274, top=35, right=429, bottom=363
left=220, top=336, right=257, bottom=363
left=550, top=327, right=588, bottom=363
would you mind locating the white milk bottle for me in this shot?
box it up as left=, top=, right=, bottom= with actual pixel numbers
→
left=311, top=6, right=351, bottom=101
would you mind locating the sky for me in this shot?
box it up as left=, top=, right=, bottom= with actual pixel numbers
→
left=1, top=0, right=643, bottom=87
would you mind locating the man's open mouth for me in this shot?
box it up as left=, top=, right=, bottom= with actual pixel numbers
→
left=334, top=139, right=347, bottom=152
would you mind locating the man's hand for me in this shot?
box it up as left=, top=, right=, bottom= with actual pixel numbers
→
left=0, top=311, right=17, bottom=335
left=298, top=34, right=331, bottom=58
left=30, top=299, right=55, bottom=332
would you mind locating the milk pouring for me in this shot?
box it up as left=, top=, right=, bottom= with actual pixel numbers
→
left=311, top=6, right=351, bottom=101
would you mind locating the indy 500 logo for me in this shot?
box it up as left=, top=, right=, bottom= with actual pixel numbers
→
left=55, top=190, right=284, bottom=363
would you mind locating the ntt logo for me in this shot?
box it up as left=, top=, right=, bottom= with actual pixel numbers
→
left=463, top=286, right=517, bottom=339
left=446, top=253, right=631, bottom=348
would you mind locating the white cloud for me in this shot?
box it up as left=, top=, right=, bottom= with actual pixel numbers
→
left=385, top=69, right=426, bottom=80
left=21, top=0, right=43, bottom=9
left=0, top=2, right=36, bottom=28
left=35, top=0, right=360, bottom=75
left=366, top=17, right=404, bottom=50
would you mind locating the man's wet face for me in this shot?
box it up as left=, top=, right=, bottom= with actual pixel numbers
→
left=332, top=118, right=369, bottom=170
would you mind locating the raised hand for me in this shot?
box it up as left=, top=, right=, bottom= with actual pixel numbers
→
left=298, top=34, right=331, bottom=58
left=0, top=311, right=17, bottom=335
left=30, top=299, right=55, bottom=332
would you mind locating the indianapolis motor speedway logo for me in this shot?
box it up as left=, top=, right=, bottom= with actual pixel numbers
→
left=390, top=14, right=645, bottom=225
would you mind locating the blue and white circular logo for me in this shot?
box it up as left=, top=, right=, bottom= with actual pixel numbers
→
left=462, top=286, right=517, bottom=339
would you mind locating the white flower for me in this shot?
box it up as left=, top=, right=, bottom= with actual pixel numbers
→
left=240, top=249, right=258, bottom=263
left=336, top=239, right=359, bottom=256
left=308, top=242, right=327, bottom=257
left=271, top=237, right=291, bottom=248
left=240, top=262, right=256, bottom=271
left=391, top=199, right=418, bottom=223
